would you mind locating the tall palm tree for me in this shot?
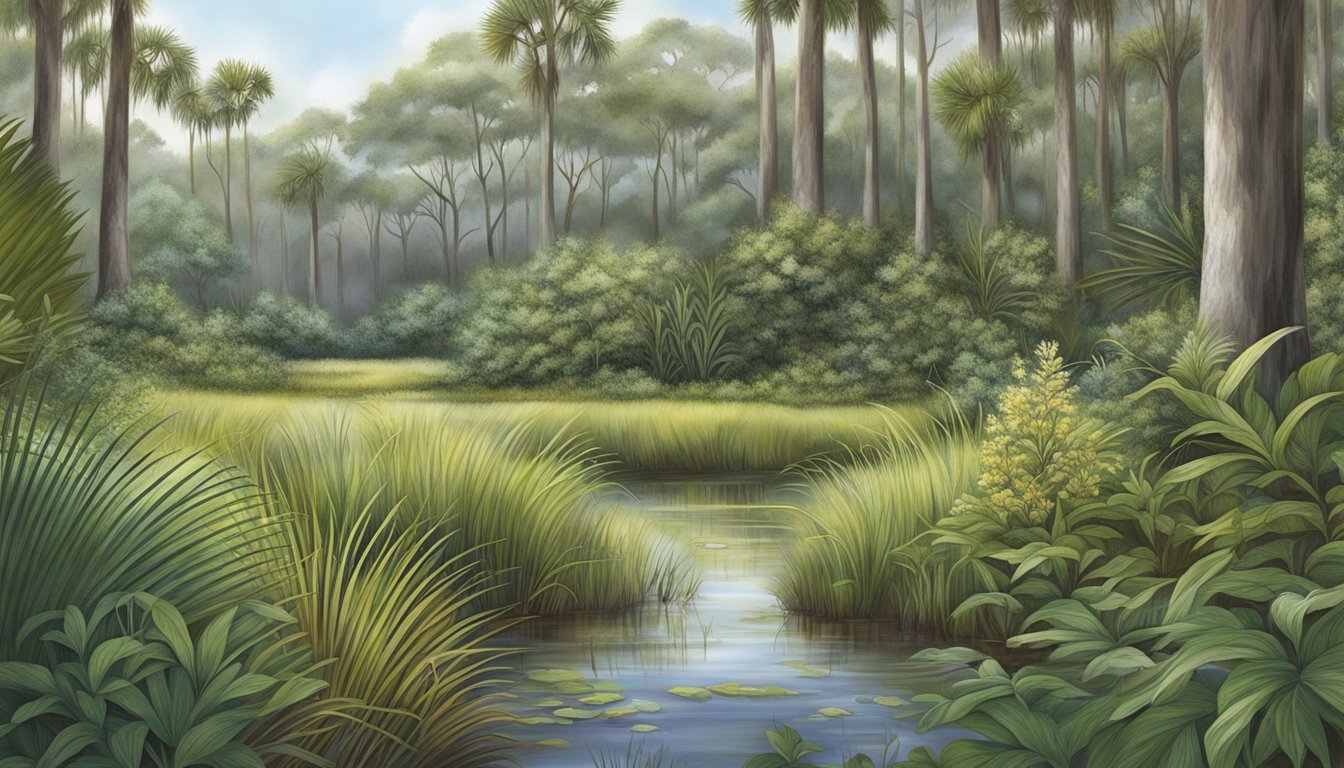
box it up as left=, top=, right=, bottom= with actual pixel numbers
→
left=170, top=83, right=215, bottom=195
left=96, top=16, right=195, bottom=298
left=975, top=0, right=1003, bottom=232
left=64, top=26, right=108, bottom=135
left=911, top=0, right=939, bottom=255
left=1121, top=0, right=1200, bottom=212
left=1054, top=0, right=1081, bottom=284
left=894, top=0, right=907, bottom=215
left=482, top=0, right=620, bottom=251
left=933, top=51, right=1023, bottom=235
left=207, top=59, right=275, bottom=292
left=739, top=0, right=779, bottom=223
left=1319, top=0, right=1333, bottom=144
left=855, top=0, right=894, bottom=227
left=1004, top=0, right=1051, bottom=84
left=275, top=142, right=335, bottom=308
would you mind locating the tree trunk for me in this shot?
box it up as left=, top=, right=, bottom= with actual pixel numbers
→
left=97, top=0, right=133, bottom=299
left=308, top=189, right=319, bottom=308
left=756, top=15, right=778, bottom=224
left=896, top=0, right=907, bottom=216
left=31, top=0, right=63, bottom=173
left=539, top=55, right=558, bottom=249
left=246, top=123, right=258, bottom=294
left=473, top=117, right=497, bottom=263
left=1117, top=71, right=1130, bottom=174
left=335, top=231, right=345, bottom=315
left=223, top=124, right=235, bottom=241
left=914, top=0, right=935, bottom=256
left=188, top=130, right=197, bottom=195
left=1003, top=145, right=1015, bottom=218
left=525, top=164, right=532, bottom=250
left=1202, top=0, right=1310, bottom=394
left=450, top=206, right=461, bottom=285
left=978, top=0, right=1003, bottom=234
left=1161, top=75, right=1182, bottom=210
left=793, top=0, right=826, bottom=212
left=651, top=147, right=663, bottom=239
left=1097, top=21, right=1114, bottom=230
left=1054, top=0, right=1081, bottom=284
left=280, top=209, right=290, bottom=298
left=859, top=20, right=881, bottom=228
left=1319, top=0, right=1334, bottom=143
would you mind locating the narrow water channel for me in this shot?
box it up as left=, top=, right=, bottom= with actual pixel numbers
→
left=500, top=473, right=965, bottom=767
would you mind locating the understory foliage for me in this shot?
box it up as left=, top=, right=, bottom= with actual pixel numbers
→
left=894, top=328, right=1344, bottom=768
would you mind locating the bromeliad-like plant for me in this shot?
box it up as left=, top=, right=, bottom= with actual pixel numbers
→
left=641, top=260, right=741, bottom=384
left=0, top=593, right=334, bottom=767
left=1080, top=202, right=1202, bottom=312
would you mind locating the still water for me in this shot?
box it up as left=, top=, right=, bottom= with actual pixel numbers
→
left=500, top=473, right=966, bottom=767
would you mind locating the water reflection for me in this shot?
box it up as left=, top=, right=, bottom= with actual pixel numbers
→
left=500, top=473, right=965, bottom=767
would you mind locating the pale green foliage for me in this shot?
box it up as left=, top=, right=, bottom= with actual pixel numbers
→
left=131, top=180, right=239, bottom=307
left=932, top=50, right=1024, bottom=158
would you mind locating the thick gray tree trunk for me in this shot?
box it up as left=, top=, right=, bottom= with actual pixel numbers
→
left=793, top=0, right=826, bottom=212
left=756, top=14, right=778, bottom=223
left=539, top=55, right=558, bottom=249
left=97, top=0, right=133, bottom=299
left=1161, top=75, right=1181, bottom=210
left=31, top=0, right=62, bottom=173
left=978, top=0, right=1002, bottom=234
left=1319, top=0, right=1334, bottom=143
left=1098, top=20, right=1114, bottom=230
left=1202, top=0, right=1310, bottom=393
left=1054, top=0, right=1081, bottom=284
left=859, top=19, right=881, bottom=227
left=914, top=0, right=935, bottom=256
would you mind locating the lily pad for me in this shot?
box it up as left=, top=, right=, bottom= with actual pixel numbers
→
left=631, top=700, right=663, bottom=713
left=551, top=682, right=595, bottom=694
left=527, top=669, right=585, bottom=684
left=631, top=724, right=661, bottom=733
left=667, top=686, right=713, bottom=702
left=519, top=716, right=573, bottom=726
left=532, top=698, right=564, bottom=708
left=819, top=707, right=854, bottom=718
left=782, top=661, right=831, bottom=679
left=553, top=707, right=604, bottom=720
left=855, top=696, right=875, bottom=705
left=603, top=707, right=639, bottom=719
left=873, top=696, right=907, bottom=708
left=707, top=683, right=799, bottom=698
left=579, top=693, right=624, bottom=706
left=535, top=739, right=570, bottom=748
left=589, top=681, right=625, bottom=693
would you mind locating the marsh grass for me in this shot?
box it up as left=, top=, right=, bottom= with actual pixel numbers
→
left=158, top=394, right=699, bottom=614
left=777, top=408, right=982, bottom=633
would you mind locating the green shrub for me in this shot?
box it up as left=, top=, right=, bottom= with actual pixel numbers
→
left=457, top=238, right=685, bottom=386
left=225, top=292, right=344, bottom=359
left=84, top=284, right=286, bottom=390
left=0, top=594, right=332, bottom=766
left=132, top=179, right=240, bottom=309
left=348, top=283, right=462, bottom=358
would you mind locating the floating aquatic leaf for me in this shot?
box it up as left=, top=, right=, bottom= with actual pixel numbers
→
left=603, top=707, right=639, bottom=718
left=872, top=696, right=907, bottom=708
left=533, top=698, right=564, bottom=708
left=631, top=724, right=661, bottom=733
left=519, top=716, right=573, bottom=726
left=579, top=693, right=624, bottom=706
left=707, top=683, right=799, bottom=698
left=552, top=707, right=604, bottom=720
left=527, top=669, right=586, bottom=684
left=535, top=739, right=570, bottom=748
left=589, top=681, right=625, bottom=692
left=667, top=686, right=713, bottom=702
left=631, top=699, right=663, bottom=713
left=819, top=707, right=854, bottom=717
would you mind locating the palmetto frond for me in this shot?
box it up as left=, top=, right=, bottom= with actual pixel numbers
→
left=275, top=143, right=334, bottom=209
left=133, top=25, right=197, bottom=109
left=64, top=26, right=110, bottom=98
left=206, top=58, right=276, bottom=128
left=482, top=0, right=619, bottom=104
left=933, top=49, right=1024, bottom=157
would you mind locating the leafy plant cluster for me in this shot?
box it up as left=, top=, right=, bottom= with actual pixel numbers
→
left=896, top=328, right=1344, bottom=767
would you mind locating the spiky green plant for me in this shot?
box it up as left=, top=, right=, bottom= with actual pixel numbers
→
left=956, top=220, right=1036, bottom=324
left=641, top=260, right=742, bottom=384
left=932, top=50, right=1024, bottom=160
left=0, top=120, right=86, bottom=384
left=1080, top=203, right=1202, bottom=311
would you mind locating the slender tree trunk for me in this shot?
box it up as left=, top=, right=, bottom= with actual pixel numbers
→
left=440, top=215, right=453, bottom=286
left=1098, top=21, right=1114, bottom=230
left=1202, top=0, right=1310, bottom=394
left=978, top=0, right=1003, bottom=234
left=1117, top=71, right=1130, bottom=173
left=188, top=130, right=197, bottom=195
left=473, top=129, right=497, bottom=263
left=223, top=124, right=235, bottom=241
left=539, top=55, right=558, bottom=249
left=31, top=0, right=63, bottom=173
left=914, top=0, right=935, bottom=256
left=896, top=0, right=907, bottom=215
left=499, top=149, right=511, bottom=262
left=97, top=0, right=133, bottom=299
left=245, top=123, right=258, bottom=294
left=279, top=210, right=290, bottom=298
left=1054, top=0, right=1081, bottom=284
left=372, top=206, right=382, bottom=303
left=1319, top=0, right=1334, bottom=143
left=1002, top=146, right=1015, bottom=218
left=669, top=134, right=680, bottom=226
left=308, top=189, right=319, bottom=308
left=525, top=164, right=532, bottom=250
left=757, top=14, right=779, bottom=224
left=449, top=206, right=461, bottom=285
left=859, top=20, right=881, bottom=228
left=335, top=231, right=345, bottom=315
left=1161, top=74, right=1182, bottom=210
left=651, top=149, right=663, bottom=240
left=793, top=0, right=826, bottom=212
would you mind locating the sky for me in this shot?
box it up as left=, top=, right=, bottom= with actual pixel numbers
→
left=138, top=0, right=756, bottom=147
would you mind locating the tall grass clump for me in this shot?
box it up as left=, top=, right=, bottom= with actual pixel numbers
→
left=777, top=407, right=981, bottom=633
left=159, top=395, right=698, bottom=615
